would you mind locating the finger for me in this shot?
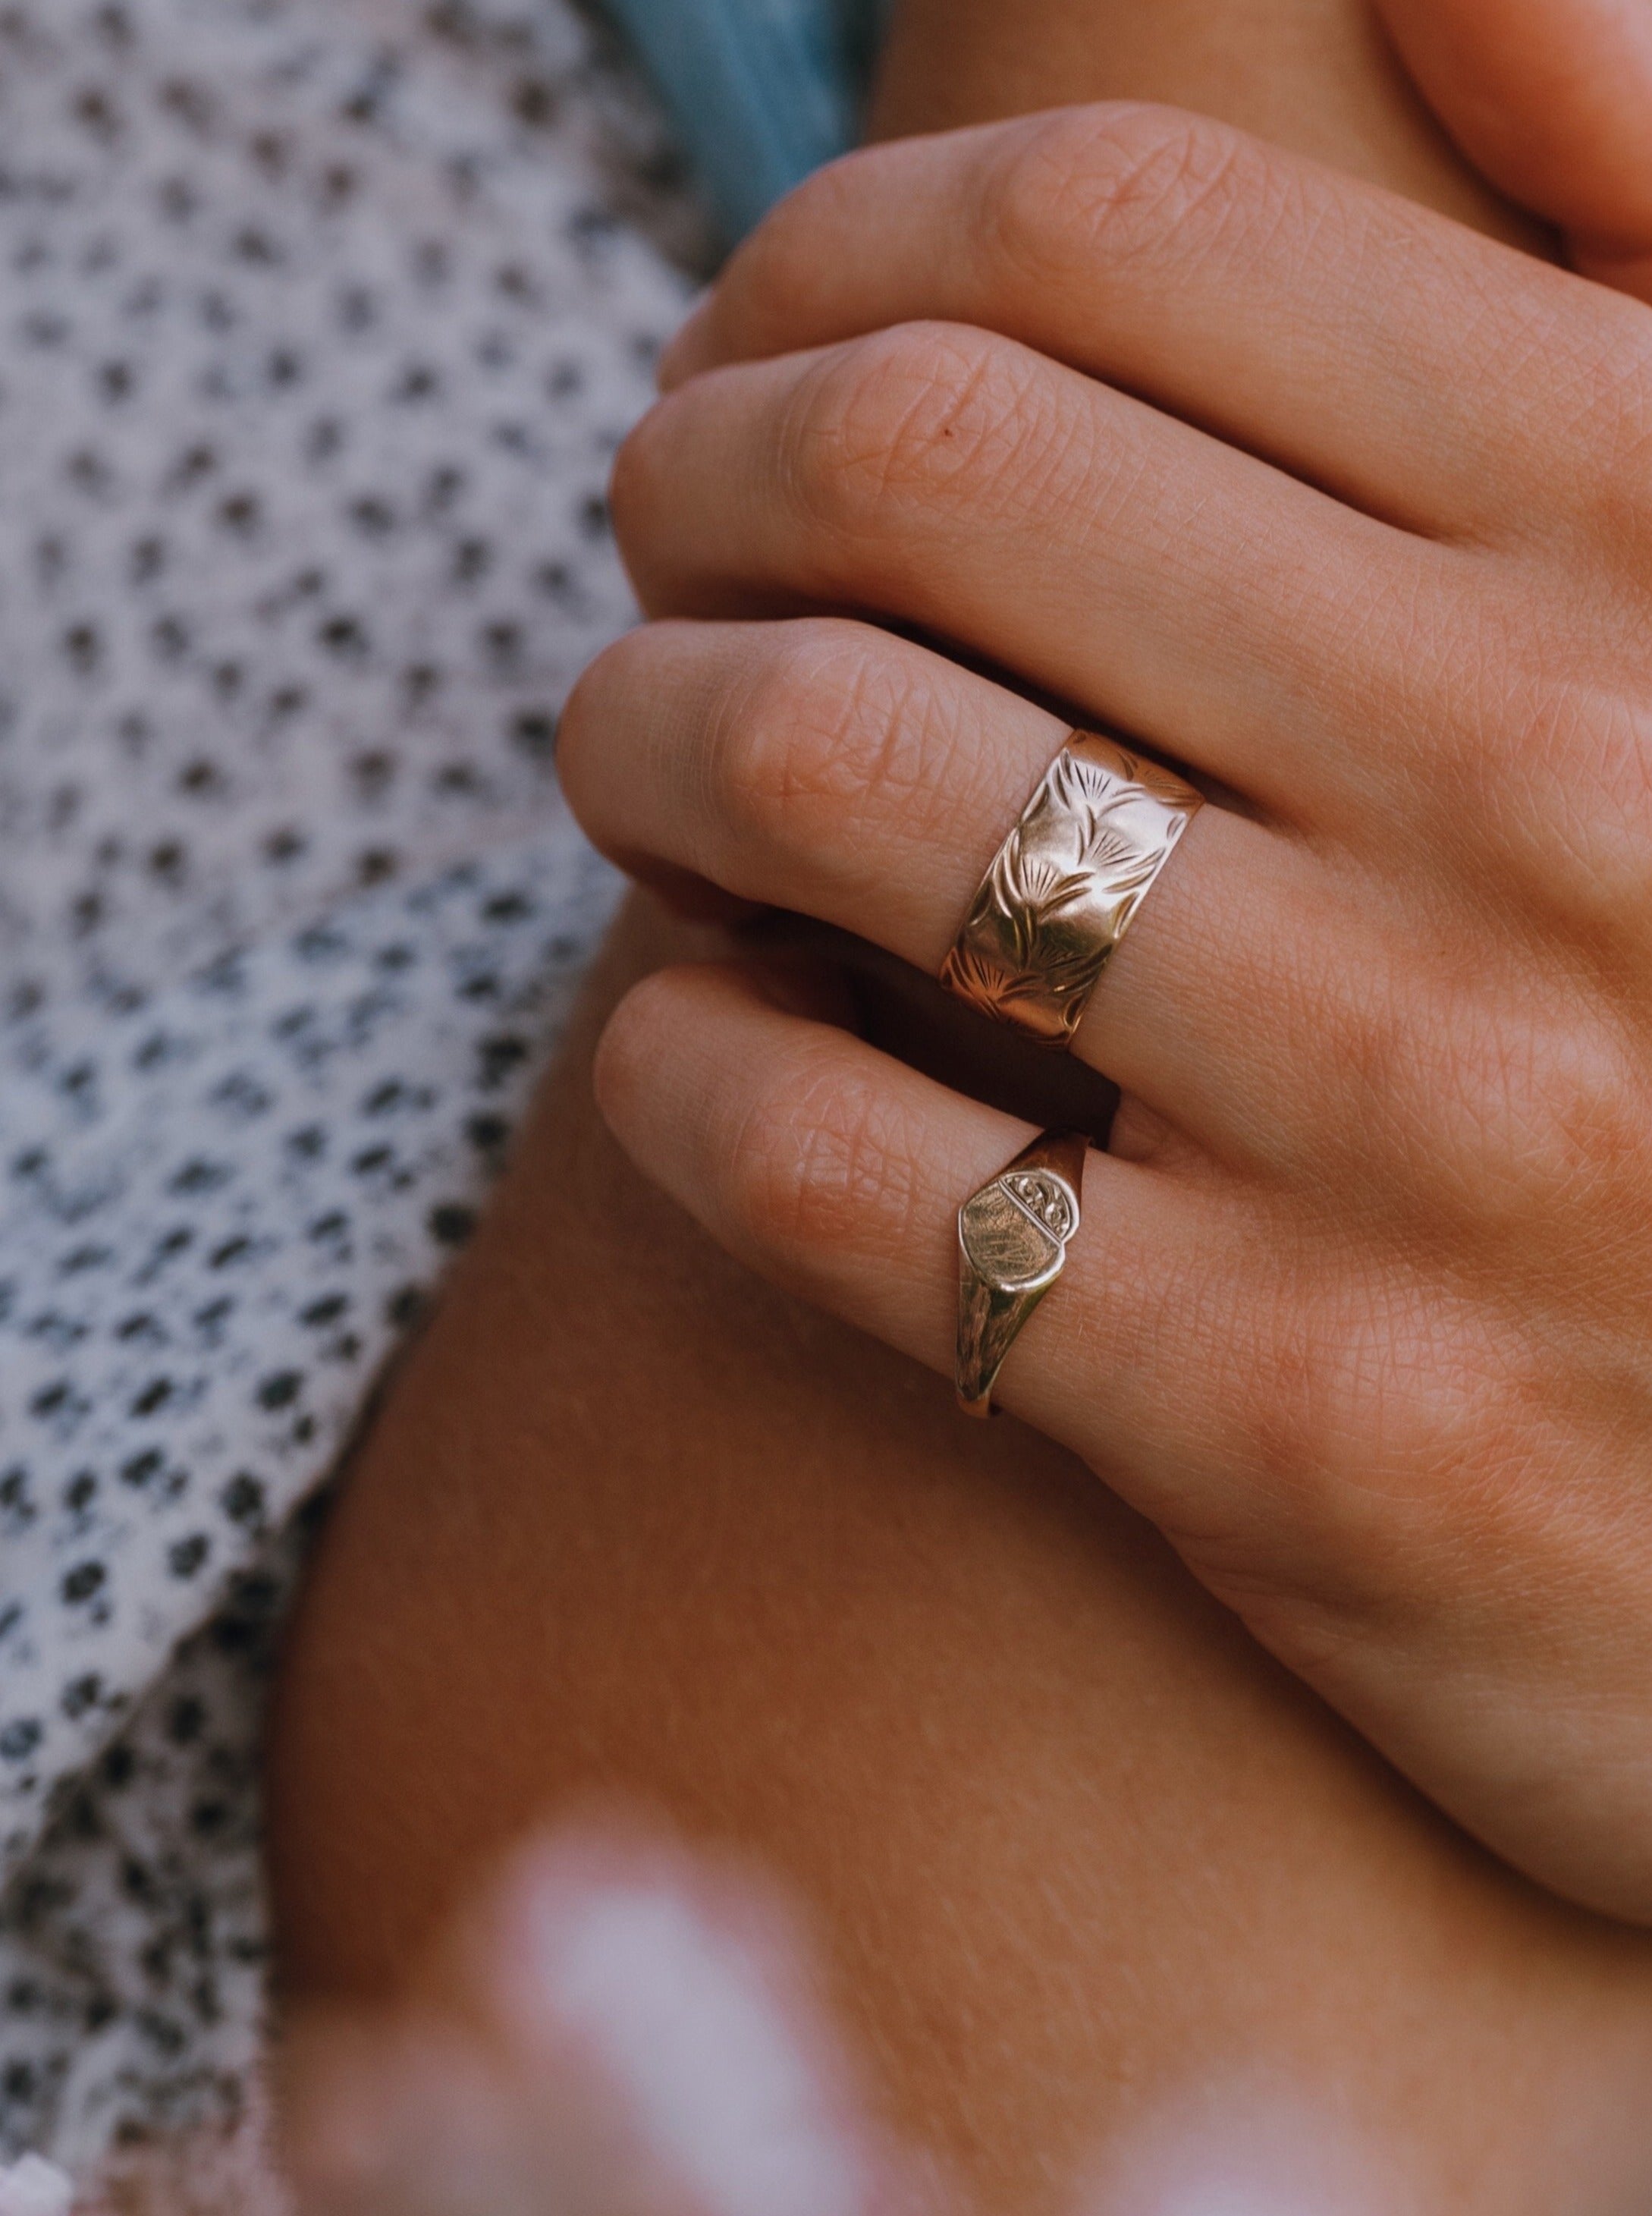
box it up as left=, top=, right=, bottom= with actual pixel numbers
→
left=614, top=325, right=1442, bottom=828
left=561, top=617, right=1343, bottom=1173
left=659, top=104, right=1633, bottom=539
left=1374, top=0, right=1652, bottom=303
left=592, top=958, right=1493, bottom=1653
left=592, top=957, right=1276, bottom=1502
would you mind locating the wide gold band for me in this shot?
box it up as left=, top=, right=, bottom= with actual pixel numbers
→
left=956, top=1128, right=1087, bottom=1418
left=939, top=731, right=1201, bottom=1048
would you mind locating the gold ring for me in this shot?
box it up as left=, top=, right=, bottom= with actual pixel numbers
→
left=956, top=1128, right=1087, bottom=1417
left=940, top=731, right=1201, bottom=1048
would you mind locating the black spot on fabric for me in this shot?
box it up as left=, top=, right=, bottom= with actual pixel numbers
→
left=1, top=1468, right=38, bottom=1526
left=61, top=1561, right=106, bottom=1604
left=254, top=1371, right=301, bottom=1410
left=451, top=536, right=489, bottom=586
left=318, top=611, right=368, bottom=659
left=510, top=79, right=556, bottom=129
left=510, top=706, right=556, bottom=758
left=427, top=1202, right=474, bottom=1246
left=476, top=1032, right=528, bottom=1086
left=465, top=1113, right=507, bottom=1155
left=215, top=489, right=262, bottom=534
left=349, top=750, right=394, bottom=797
left=61, top=1674, right=102, bottom=1719
left=349, top=493, right=394, bottom=536
left=168, top=1534, right=209, bottom=1578
left=220, top=1473, right=265, bottom=1526
left=391, top=361, right=439, bottom=402
left=63, top=621, right=102, bottom=674
left=385, top=1284, right=427, bottom=1330
left=167, top=1697, right=205, bottom=1743
left=1, top=1719, right=42, bottom=1762
left=169, top=1157, right=229, bottom=1195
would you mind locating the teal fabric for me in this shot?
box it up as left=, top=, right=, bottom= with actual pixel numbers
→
left=599, top=0, right=884, bottom=240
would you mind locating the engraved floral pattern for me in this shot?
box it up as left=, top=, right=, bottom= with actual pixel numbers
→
left=941, top=734, right=1200, bottom=1045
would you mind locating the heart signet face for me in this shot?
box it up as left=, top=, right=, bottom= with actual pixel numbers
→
left=959, top=1170, right=1078, bottom=1294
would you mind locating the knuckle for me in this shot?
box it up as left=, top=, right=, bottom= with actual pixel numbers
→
left=715, top=620, right=874, bottom=847
left=980, top=102, right=1261, bottom=282
left=725, top=1044, right=925, bottom=1268
left=787, top=322, right=1050, bottom=539
left=719, top=621, right=961, bottom=863
left=592, top=967, right=678, bottom=1128
left=1506, top=1013, right=1652, bottom=1219
left=555, top=630, right=643, bottom=815
left=605, top=398, right=673, bottom=574
left=721, top=150, right=865, bottom=335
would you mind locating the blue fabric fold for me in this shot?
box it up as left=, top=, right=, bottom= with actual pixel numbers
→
left=598, top=0, right=884, bottom=240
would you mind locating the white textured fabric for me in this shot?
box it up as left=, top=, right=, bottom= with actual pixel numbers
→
left=0, top=0, right=693, bottom=2180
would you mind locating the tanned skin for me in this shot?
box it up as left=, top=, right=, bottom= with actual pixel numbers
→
left=266, top=7, right=1652, bottom=2210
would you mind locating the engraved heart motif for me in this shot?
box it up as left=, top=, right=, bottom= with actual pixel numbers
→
left=959, top=1170, right=1077, bottom=1294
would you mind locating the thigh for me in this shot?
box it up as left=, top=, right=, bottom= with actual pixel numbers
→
left=265, top=895, right=1652, bottom=2216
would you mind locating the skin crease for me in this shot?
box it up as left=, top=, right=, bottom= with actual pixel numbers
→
left=265, top=5, right=1652, bottom=2213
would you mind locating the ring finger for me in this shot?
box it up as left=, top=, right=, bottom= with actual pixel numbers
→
left=561, top=615, right=1385, bottom=1180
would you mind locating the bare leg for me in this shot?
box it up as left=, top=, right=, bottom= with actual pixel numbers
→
left=266, top=11, right=1650, bottom=2212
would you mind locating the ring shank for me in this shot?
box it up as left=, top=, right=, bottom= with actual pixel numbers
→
left=940, top=731, right=1201, bottom=1048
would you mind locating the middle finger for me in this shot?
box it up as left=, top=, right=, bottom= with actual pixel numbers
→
left=611, top=321, right=1460, bottom=833
left=562, top=615, right=1374, bottom=1179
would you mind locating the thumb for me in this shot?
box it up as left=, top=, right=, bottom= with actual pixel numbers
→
left=1374, top=0, right=1652, bottom=298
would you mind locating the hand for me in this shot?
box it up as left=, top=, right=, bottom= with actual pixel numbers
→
left=560, top=103, right=1652, bottom=1922
left=1375, top=0, right=1652, bottom=300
